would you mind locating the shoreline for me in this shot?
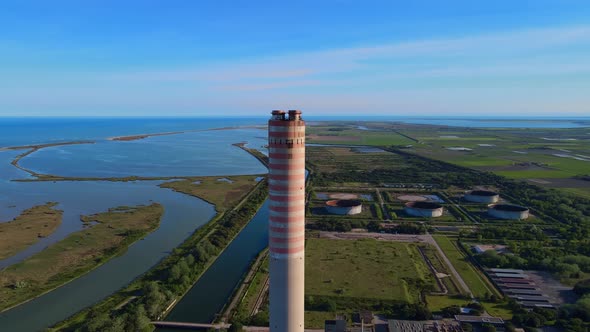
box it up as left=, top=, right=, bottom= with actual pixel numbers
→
left=46, top=146, right=270, bottom=331
left=0, top=202, right=62, bottom=263
left=4, top=126, right=267, bottom=180
left=107, top=131, right=184, bottom=141
left=49, top=178, right=268, bottom=331
left=9, top=141, right=95, bottom=177
left=0, top=203, right=164, bottom=314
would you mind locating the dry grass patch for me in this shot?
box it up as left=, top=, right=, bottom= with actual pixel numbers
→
left=0, top=203, right=163, bottom=311
left=0, top=202, right=62, bottom=260
left=159, top=175, right=263, bottom=211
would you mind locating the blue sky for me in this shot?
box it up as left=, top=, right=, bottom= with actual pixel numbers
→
left=1, top=1, right=590, bottom=116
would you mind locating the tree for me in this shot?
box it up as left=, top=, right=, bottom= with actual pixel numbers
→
left=460, top=322, right=473, bottom=332
left=574, top=279, right=590, bottom=296
left=367, top=219, right=381, bottom=232
left=481, top=323, right=496, bottom=332
left=84, top=312, right=111, bottom=332
left=169, top=264, right=181, bottom=281
left=441, top=305, right=461, bottom=318
left=249, top=310, right=269, bottom=326
left=127, top=305, right=152, bottom=332
left=143, top=281, right=166, bottom=318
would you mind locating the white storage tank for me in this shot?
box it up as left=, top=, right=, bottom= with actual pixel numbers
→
left=404, top=201, right=443, bottom=218
left=325, top=199, right=362, bottom=215
left=488, top=204, right=529, bottom=220
left=464, top=190, right=500, bottom=203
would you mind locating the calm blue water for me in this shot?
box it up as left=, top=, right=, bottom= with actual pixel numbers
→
left=20, top=129, right=268, bottom=177
left=0, top=183, right=216, bottom=331
left=161, top=201, right=270, bottom=328
left=0, top=124, right=269, bottom=331
left=0, top=117, right=266, bottom=148
left=1, top=116, right=588, bottom=148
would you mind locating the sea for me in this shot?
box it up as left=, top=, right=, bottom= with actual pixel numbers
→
left=1, top=116, right=589, bottom=148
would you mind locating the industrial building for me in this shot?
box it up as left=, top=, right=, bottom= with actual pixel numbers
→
left=487, top=268, right=554, bottom=308
left=268, top=110, right=306, bottom=332
left=488, top=204, right=530, bottom=220
left=325, top=199, right=362, bottom=215
left=464, top=190, right=500, bottom=203
left=323, top=319, right=462, bottom=332
left=325, top=320, right=346, bottom=332
left=404, top=201, right=443, bottom=218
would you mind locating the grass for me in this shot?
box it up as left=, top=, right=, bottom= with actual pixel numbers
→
left=305, top=310, right=337, bottom=328
left=494, top=170, right=574, bottom=179
left=236, top=254, right=269, bottom=318
left=0, top=203, right=163, bottom=312
left=425, top=295, right=513, bottom=319
left=432, top=235, right=494, bottom=299
left=425, top=295, right=470, bottom=311
left=306, top=128, right=414, bottom=146
left=420, top=246, right=461, bottom=295
left=305, top=238, right=434, bottom=302
left=561, top=188, right=590, bottom=199
left=159, top=175, right=263, bottom=211
left=0, top=202, right=62, bottom=260
left=307, top=146, right=407, bottom=175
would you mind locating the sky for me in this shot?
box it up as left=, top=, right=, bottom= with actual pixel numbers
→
left=1, top=1, right=590, bottom=117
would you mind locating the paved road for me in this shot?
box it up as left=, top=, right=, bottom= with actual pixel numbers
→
left=423, top=233, right=474, bottom=299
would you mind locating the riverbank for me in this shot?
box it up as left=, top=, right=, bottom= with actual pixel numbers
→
left=159, top=175, right=265, bottom=212
left=227, top=249, right=270, bottom=324
left=0, top=202, right=62, bottom=260
left=0, top=203, right=163, bottom=312
left=50, top=178, right=268, bottom=331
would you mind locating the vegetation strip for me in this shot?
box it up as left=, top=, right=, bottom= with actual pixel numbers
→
left=50, top=179, right=268, bottom=331
left=0, top=202, right=62, bottom=260
left=220, top=248, right=269, bottom=324
left=0, top=203, right=163, bottom=313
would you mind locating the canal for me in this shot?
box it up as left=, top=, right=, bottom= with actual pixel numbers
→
left=158, top=200, right=269, bottom=330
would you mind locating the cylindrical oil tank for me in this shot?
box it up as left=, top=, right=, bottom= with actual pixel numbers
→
left=464, top=190, right=500, bottom=203
left=404, top=201, right=443, bottom=218
left=488, top=204, right=529, bottom=220
left=325, top=199, right=362, bottom=215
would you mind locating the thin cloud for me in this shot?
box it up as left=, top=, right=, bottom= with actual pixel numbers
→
left=95, top=24, right=590, bottom=93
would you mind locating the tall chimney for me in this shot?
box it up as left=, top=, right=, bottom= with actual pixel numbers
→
left=268, top=109, right=305, bottom=331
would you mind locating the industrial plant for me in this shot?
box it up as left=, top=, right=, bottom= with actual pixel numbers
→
left=268, top=110, right=306, bottom=332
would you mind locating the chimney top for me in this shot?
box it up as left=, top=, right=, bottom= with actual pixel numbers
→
left=288, top=110, right=302, bottom=121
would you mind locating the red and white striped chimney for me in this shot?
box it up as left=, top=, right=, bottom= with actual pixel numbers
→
left=268, top=110, right=305, bottom=332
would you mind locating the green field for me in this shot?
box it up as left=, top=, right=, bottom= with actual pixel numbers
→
left=307, top=126, right=414, bottom=146
left=432, top=235, right=495, bottom=299
left=429, top=236, right=512, bottom=319
left=306, top=123, right=590, bottom=199
left=305, top=310, right=337, bottom=328
left=306, top=238, right=433, bottom=302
